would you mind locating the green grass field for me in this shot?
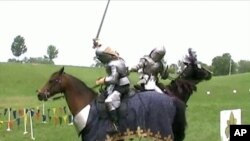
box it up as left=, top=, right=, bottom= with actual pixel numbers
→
left=0, top=63, right=250, bottom=141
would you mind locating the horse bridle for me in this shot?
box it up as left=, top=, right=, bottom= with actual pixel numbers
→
left=38, top=76, right=63, bottom=100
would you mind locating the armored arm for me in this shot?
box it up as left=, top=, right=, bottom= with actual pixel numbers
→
left=130, top=58, right=146, bottom=72
left=104, top=65, right=119, bottom=85
left=160, top=65, right=169, bottom=80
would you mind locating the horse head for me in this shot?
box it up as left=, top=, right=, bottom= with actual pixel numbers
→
left=37, top=67, right=65, bottom=101
left=179, top=48, right=212, bottom=84
left=164, top=48, right=212, bottom=104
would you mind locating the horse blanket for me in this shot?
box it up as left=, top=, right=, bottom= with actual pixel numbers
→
left=80, top=91, right=178, bottom=141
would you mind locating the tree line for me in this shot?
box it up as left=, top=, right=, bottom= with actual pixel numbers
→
left=167, top=53, right=250, bottom=76
left=211, top=53, right=250, bottom=76
left=9, top=35, right=250, bottom=76
left=9, top=35, right=58, bottom=64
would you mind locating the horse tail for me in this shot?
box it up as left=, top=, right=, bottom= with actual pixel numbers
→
left=172, top=97, right=187, bottom=141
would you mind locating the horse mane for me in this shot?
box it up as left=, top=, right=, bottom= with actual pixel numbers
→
left=169, top=79, right=197, bottom=95
left=59, top=72, right=98, bottom=97
left=160, top=79, right=197, bottom=104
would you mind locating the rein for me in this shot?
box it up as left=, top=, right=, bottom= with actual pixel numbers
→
left=52, top=94, right=64, bottom=101
left=91, top=84, right=101, bottom=89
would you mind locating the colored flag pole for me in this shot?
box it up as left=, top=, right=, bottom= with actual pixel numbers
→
left=42, top=101, right=47, bottom=123
left=29, top=110, right=35, bottom=140
left=42, top=101, right=45, bottom=115
left=23, top=108, right=28, bottom=134
left=6, top=108, right=11, bottom=131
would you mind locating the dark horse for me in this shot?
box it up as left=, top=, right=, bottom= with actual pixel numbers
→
left=37, top=67, right=186, bottom=141
left=159, top=48, right=212, bottom=104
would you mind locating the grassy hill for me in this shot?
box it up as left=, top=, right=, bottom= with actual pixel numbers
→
left=0, top=63, right=250, bottom=141
left=0, top=63, right=106, bottom=107
left=186, top=72, right=250, bottom=141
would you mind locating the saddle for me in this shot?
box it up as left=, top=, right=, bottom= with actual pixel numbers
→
left=96, top=90, right=136, bottom=119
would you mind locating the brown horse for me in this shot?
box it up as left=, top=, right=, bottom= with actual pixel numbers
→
left=37, top=67, right=186, bottom=141
left=162, top=48, right=212, bottom=104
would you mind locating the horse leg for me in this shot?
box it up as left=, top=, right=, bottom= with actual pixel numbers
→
left=172, top=98, right=187, bottom=141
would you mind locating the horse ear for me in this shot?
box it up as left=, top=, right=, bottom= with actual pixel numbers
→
left=59, top=67, right=64, bottom=75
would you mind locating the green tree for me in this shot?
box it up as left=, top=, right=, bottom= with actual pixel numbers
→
left=237, top=60, right=250, bottom=73
left=11, top=35, right=27, bottom=58
left=211, top=53, right=236, bottom=76
left=47, top=45, right=59, bottom=61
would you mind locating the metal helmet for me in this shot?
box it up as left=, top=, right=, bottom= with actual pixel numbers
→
left=149, top=46, right=166, bottom=62
left=95, top=46, right=119, bottom=64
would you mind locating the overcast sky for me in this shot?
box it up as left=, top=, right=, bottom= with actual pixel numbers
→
left=0, top=0, right=249, bottom=67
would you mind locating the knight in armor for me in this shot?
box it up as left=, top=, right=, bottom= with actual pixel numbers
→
left=93, top=38, right=130, bottom=134
left=130, top=46, right=169, bottom=93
